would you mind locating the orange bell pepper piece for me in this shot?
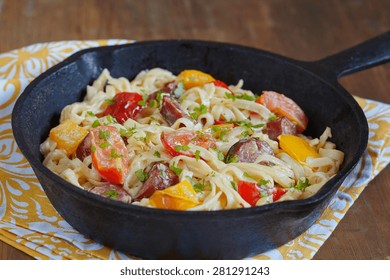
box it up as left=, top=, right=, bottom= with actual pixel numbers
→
left=49, top=120, right=88, bottom=156
left=176, top=69, right=215, bottom=89
left=149, top=180, right=200, bottom=210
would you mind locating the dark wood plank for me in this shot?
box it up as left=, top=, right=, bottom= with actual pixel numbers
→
left=0, top=241, right=34, bottom=260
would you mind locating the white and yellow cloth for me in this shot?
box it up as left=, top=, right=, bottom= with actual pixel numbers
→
left=0, top=40, right=389, bottom=259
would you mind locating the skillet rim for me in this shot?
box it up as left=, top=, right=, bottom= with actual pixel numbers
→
left=11, top=39, right=368, bottom=218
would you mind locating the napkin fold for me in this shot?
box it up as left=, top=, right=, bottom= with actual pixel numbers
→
left=0, top=40, right=389, bottom=260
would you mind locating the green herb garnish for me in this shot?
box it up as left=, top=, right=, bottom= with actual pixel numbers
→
left=135, top=133, right=150, bottom=143
left=175, top=145, right=190, bottom=152
left=189, top=104, right=208, bottom=120
left=292, top=178, right=310, bottom=191
left=156, top=91, right=163, bottom=107
left=195, top=150, right=201, bottom=161
left=268, top=114, right=276, bottom=121
left=225, top=92, right=256, bottom=101
left=225, top=92, right=236, bottom=101
left=105, top=115, right=117, bottom=124
left=99, top=141, right=110, bottom=148
left=104, top=98, right=114, bottom=105
left=109, top=148, right=123, bottom=159
left=233, top=119, right=264, bottom=137
left=258, top=179, right=271, bottom=186
left=138, top=94, right=148, bottom=106
left=119, top=126, right=137, bottom=138
left=153, top=151, right=161, bottom=158
left=225, top=154, right=238, bottom=164
left=217, top=150, right=225, bottom=161
left=259, top=184, right=269, bottom=198
left=104, top=190, right=118, bottom=200
left=193, top=182, right=206, bottom=193
left=243, top=172, right=255, bottom=180
left=170, top=163, right=183, bottom=176
left=92, top=119, right=101, bottom=128
left=98, top=129, right=110, bottom=140
left=236, top=93, right=256, bottom=101
left=219, top=128, right=229, bottom=141
left=135, top=169, right=149, bottom=182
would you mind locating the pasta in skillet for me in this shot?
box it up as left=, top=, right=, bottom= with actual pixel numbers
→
left=41, top=68, right=344, bottom=210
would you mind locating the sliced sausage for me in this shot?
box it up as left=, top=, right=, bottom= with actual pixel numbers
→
left=266, top=117, right=297, bottom=141
left=226, top=137, right=274, bottom=163
left=162, top=81, right=177, bottom=93
left=89, top=184, right=132, bottom=203
left=75, top=133, right=92, bottom=161
left=146, top=81, right=176, bottom=106
left=142, top=82, right=182, bottom=120
left=134, top=163, right=179, bottom=201
left=160, top=95, right=189, bottom=126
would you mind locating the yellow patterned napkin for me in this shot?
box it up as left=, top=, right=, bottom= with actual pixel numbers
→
left=1, top=41, right=389, bottom=260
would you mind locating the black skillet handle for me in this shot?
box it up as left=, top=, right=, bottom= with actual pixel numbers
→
left=311, top=31, right=390, bottom=79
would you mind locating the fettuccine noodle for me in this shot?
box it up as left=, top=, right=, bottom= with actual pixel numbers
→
left=41, top=68, right=344, bottom=210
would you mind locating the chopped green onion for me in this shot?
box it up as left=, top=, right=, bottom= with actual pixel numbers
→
left=225, top=92, right=236, bottom=101
left=99, top=141, right=110, bottom=148
left=104, top=98, right=114, bottom=105
left=175, top=145, right=190, bottom=152
left=170, top=163, right=182, bottom=176
left=293, top=177, right=310, bottom=191
left=189, top=104, right=208, bottom=120
left=225, top=154, right=238, bottom=164
left=92, top=119, right=101, bottom=128
left=135, top=169, right=149, bottom=182
left=193, top=182, right=206, bottom=193
left=98, top=129, right=110, bottom=140
left=153, top=151, right=161, bottom=158
left=258, top=179, right=270, bottom=186
left=109, top=148, right=123, bottom=159
left=217, top=150, right=225, bottom=161
left=235, top=93, right=256, bottom=101
left=195, top=150, right=201, bottom=161
left=105, top=115, right=117, bottom=124
left=104, top=190, right=118, bottom=200
left=243, top=172, right=255, bottom=180
left=120, top=126, right=137, bottom=137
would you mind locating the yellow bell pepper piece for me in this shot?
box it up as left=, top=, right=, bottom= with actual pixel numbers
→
left=49, top=120, right=88, bottom=156
left=149, top=180, right=200, bottom=210
left=278, top=134, right=319, bottom=163
left=176, top=69, right=215, bottom=89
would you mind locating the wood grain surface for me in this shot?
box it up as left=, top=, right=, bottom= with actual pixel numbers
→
left=0, top=0, right=389, bottom=260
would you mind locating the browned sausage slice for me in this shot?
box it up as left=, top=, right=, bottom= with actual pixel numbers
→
left=226, top=138, right=274, bottom=163
left=162, top=81, right=177, bottom=93
left=160, top=95, right=189, bottom=126
left=89, top=184, right=132, bottom=203
left=75, top=132, right=92, bottom=161
left=146, top=81, right=176, bottom=106
left=134, top=163, right=179, bottom=201
left=266, top=117, right=297, bottom=141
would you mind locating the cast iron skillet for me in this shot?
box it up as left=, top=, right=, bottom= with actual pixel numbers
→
left=12, top=32, right=390, bottom=259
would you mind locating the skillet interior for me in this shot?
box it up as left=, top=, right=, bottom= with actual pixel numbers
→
left=12, top=40, right=367, bottom=259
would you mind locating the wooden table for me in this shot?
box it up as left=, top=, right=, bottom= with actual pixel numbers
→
left=0, top=0, right=389, bottom=260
